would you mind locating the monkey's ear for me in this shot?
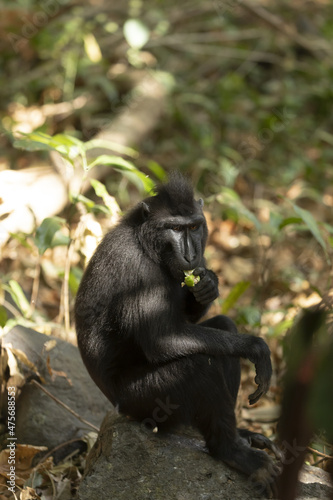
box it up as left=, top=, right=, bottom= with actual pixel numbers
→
left=141, top=202, right=150, bottom=219
left=197, top=198, right=204, bottom=207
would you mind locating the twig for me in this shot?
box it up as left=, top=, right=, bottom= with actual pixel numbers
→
left=169, top=44, right=282, bottom=64
left=1, top=299, right=21, bottom=319
left=59, top=213, right=85, bottom=334
left=307, top=446, right=333, bottom=460
left=312, top=457, right=327, bottom=467
left=239, top=0, right=331, bottom=60
left=145, top=29, right=262, bottom=48
left=63, top=239, right=73, bottom=335
left=62, top=210, right=88, bottom=336
left=36, top=436, right=93, bottom=466
left=31, top=379, right=100, bottom=432
left=30, top=254, right=41, bottom=314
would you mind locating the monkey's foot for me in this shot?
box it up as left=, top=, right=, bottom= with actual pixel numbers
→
left=238, top=428, right=283, bottom=461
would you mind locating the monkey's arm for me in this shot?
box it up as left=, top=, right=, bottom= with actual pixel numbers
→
left=137, top=285, right=271, bottom=405
left=152, top=323, right=271, bottom=404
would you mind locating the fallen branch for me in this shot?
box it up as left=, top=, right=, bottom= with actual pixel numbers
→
left=0, top=72, right=168, bottom=245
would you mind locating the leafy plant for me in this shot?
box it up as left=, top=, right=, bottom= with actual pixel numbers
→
left=13, top=132, right=154, bottom=193
left=215, top=187, right=261, bottom=230
left=221, top=281, right=250, bottom=315
left=9, top=131, right=155, bottom=334
left=34, top=217, right=70, bottom=256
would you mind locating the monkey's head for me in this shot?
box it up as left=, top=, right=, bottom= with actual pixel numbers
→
left=131, top=173, right=208, bottom=279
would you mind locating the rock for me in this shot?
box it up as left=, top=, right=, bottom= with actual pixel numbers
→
left=77, top=413, right=333, bottom=500
left=4, top=326, right=113, bottom=451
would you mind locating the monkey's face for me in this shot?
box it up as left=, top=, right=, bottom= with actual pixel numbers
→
left=158, top=217, right=206, bottom=277
left=138, top=195, right=208, bottom=279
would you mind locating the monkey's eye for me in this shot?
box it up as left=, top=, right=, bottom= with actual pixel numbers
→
left=172, top=226, right=182, bottom=232
left=189, top=225, right=198, bottom=231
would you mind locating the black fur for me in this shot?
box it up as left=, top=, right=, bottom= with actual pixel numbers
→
left=75, top=174, right=278, bottom=493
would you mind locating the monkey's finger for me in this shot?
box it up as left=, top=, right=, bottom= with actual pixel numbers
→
left=193, top=267, right=206, bottom=278
left=190, top=282, right=211, bottom=296
left=254, top=373, right=270, bottom=395
left=249, top=376, right=270, bottom=404
left=248, top=386, right=264, bottom=405
left=271, top=444, right=284, bottom=462
left=194, top=295, right=216, bottom=306
left=251, top=465, right=279, bottom=499
left=194, top=289, right=218, bottom=304
left=192, top=280, right=212, bottom=293
left=243, top=432, right=283, bottom=461
left=193, top=284, right=218, bottom=301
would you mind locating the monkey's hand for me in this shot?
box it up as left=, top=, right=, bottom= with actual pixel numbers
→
left=247, top=337, right=272, bottom=405
left=188, top=267, right=219, bottom=306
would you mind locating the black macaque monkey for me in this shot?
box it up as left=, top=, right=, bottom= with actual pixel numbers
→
left=75, top=173, right=280, bottom=496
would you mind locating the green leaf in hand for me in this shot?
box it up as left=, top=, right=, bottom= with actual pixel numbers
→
left=181, top=270, right=200, bottom=288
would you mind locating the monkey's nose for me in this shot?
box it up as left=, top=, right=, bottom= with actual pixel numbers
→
left=184, top=254, right=195, bottom=266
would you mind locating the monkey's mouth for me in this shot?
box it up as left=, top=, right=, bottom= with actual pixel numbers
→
left=176, top=261, right=200, bottom=280
left=181, top=258, right=201, bottom=272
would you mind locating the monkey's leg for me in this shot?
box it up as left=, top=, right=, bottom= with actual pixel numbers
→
left=190, top=354, right=280, bottom=498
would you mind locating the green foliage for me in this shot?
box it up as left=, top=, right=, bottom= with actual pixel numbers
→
left=7, top=126, right=154, bottom=331
left=13, top=132, right=153, bottom=192
left=147, top=161, right=167, bottom=182
left=14, top=133, right=84, bottom=158
left=68, top=267, right=84, bottom=296
left=215, top=187, right=261, bottom=230
left=34, top=217, right=69, bottom=255
left=84, top=139, right=138, bottom=158
left=278, top=217, right=303, bottom=230
left=270, top=318, right=295, bottom=337
left=221, top=281, right=250, bottom=314
left=0, top=306, right=8, bottom=328
left=1, top=1, right=333, bottom=340
left=2, top=280, right=31, bottom=318
left=88, top=155, right=154, bottom=192
left=90, top=179, right=114, bottom=213
left=1, top=3, right=333, bottom=481
left=292, top=204, right=327, bottom=256
left=236, top=306, right=262, bottom=328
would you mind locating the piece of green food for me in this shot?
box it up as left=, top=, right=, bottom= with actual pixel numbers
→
left=181, top=270, right=200, bottom=288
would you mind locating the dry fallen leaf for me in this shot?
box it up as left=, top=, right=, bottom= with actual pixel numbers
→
left=43, top=340, right=57, bottom=352
left=46, top=355, right=72, bottom=385
left=20, top=486, right=41, bottom=500
left=5, top=345, right=43, bottom=382
left=0, top=444, right=48, bottom=488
